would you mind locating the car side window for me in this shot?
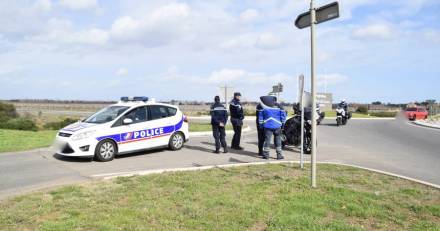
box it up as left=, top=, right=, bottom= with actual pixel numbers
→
left=167, top=107, right=177, bottom=116
left=148, top=105, right=171, bottom=120
left=113, top=106, right=148, bottom=127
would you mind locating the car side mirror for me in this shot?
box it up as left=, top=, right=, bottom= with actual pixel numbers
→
left=123, top=118, right=133, bottom=125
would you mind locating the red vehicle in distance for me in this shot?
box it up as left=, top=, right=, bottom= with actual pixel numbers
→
left=405, top=107, right=428, bottom=120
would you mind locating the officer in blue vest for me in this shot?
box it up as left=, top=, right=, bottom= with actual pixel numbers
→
left=210, top=96, right=229, bottom=153
left=258, top=96, right=287, bottom=160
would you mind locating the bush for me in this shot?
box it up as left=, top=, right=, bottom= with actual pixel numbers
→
left=356, top=106, right=368, bottom=114
left=0, top=102, right=18, bottom=122
left=0, top=118, right=38, bottom=131
left=44, top=118, right=78, bottom=130
left=369, top=111, right=397, bottom=118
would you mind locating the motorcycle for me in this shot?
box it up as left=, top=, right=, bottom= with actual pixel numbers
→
left=336, top=107, right=351, bottom=126
left=281, top=105, right=312, bottom=154
left=316, top=107, right=325, bottom=125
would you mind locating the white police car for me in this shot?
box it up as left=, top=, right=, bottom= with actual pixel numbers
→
left=53, top=97, right=189, bottom=161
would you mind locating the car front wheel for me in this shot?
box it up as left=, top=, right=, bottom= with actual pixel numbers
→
left=95, top=139, right=117, bottom=162
left=169, top=132, right=184, bottom=150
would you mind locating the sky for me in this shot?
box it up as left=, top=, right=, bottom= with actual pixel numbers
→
left=0, top=0, right=439, bottom=103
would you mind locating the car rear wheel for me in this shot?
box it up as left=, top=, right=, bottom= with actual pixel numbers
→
left=169, top=132, right=184, bottom=150
left=95, top=139, right=117, bottom=162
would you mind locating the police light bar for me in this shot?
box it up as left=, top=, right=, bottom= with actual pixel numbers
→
left=120, top=96, right=149, bottom=102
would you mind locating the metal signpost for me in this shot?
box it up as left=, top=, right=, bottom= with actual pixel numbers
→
left=295, top=1, right=339, bottom=188
left=298, top=75, right=305, bottom=169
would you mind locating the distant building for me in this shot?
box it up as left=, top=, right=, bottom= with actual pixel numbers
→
left=316, top=93, right=333, bottom=111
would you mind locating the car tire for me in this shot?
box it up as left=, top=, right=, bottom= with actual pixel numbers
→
left=95, top=139, right=117, bottom=162
left=169, top=132, right=184, bottom=151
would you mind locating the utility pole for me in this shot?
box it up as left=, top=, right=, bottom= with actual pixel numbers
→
left=219, top=84, right=233, bottom=104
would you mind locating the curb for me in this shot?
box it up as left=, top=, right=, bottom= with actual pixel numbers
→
left=91, top=161, right=440, bottom=189
left=413, top=120, right=440, bottom=130
left=189, top=126, right=252, bottom=137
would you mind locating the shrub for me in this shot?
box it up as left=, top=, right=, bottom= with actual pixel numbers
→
left=356, top=106, right=368, bottom=114
left=0, top=102, right=18, bottom=122
left=44, top=118, right=78, bottom=130
left=0, top=118, right=38, bottom=131
left=369, top=111, right=397, bottom=118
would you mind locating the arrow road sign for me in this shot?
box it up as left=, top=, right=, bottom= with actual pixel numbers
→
left=295, top=2, right=339, bottom=29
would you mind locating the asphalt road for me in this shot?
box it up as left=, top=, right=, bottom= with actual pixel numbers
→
left=1, top=117, right=439, bottom=199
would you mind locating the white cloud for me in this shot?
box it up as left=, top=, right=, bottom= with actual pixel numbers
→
left=255, top=32, right=285, bottom=50
left=425, top=30, right=440, bottom=43
left=115, top=68, right=128, bottom=76
left=207, top=68, right=291, bottom=85
left=29, top=27, right=109, bottom=46
left=110, top=3, right=191, bottom=46
left=352, top=24, right=394, bottom=40
left=317, top=73, right=349, bottom=86
left=34, top=0, right=52, bottom=12
left=59, top=0, right=98, bottom=10
left=240, top=9, right=259, bottom=23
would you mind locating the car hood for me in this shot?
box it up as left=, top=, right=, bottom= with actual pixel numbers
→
left=61, top=121, right=102, bottom=133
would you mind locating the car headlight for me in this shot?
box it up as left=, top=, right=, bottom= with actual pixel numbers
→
left=71, top=130, right=96, bottom=141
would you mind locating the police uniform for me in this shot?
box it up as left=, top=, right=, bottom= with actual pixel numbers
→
left=258, top=96, right=287, bottom=159
left=229, top=92, right=244, bottom=150
left=256, top=103, right=264, bottom=156
left=210, top=96, right=228, bottom=153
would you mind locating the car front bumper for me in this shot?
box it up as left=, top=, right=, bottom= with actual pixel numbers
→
left=52, top=135, right=96, bottom=157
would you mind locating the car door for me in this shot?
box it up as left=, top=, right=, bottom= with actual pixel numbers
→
left=147, top=105, right=175, bottom=147
left=111, top=106, right=153, bottom=153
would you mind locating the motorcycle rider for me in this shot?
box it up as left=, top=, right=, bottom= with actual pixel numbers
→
left=258, top=96, right=287, bottom=160
left=210, top=96, right=228, bottom=154
left=230, top=92, right=244, bottom=150
left=339, top=99, right=348, bottom=112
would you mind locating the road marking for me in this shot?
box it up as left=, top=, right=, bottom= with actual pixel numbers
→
left=91, top=161, right=440, bottom=189
left=406, top=121, right=440, bottom=131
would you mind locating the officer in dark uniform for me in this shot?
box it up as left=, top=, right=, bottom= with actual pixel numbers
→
left=210, top=96, right=228, bottom=153
left=256, top=102, right=264, bottom=156
left=229, top=92, right=244, bottom=150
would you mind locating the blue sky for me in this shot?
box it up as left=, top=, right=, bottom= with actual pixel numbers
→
left=0, top=0, right=439, bottom=103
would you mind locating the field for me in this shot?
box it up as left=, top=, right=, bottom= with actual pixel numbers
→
left=0, top=164, right=438, bottom=230
left=189, top=122, right=233, bottom=132
left=0, top=129, right=57, bottom=153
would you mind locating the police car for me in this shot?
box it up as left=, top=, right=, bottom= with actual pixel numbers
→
left=53, top=97, right=189, bottom=161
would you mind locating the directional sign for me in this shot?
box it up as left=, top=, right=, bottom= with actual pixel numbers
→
left=295, top=2, right=339, bottom=29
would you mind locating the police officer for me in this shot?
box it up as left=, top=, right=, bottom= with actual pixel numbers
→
left=210, top=96, right=228, bottom=153
left=230, top=92, right=244, bottom=150
left=258, top=96, right=287, bottom=160
left=256, top=102, right=264, bottom=156
left=339, top=99, right=348, bottom=112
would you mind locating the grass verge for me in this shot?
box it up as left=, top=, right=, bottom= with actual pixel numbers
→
left=0, top=129, right=57, bottom=153
left=0, top=164, right=439, bottom=230
left=189, top=122, right=233, bottom=132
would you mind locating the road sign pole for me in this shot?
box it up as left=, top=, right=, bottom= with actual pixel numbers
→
left=300, top=89, right=305, bottom=169
left=310, top=0, right=318, bottom=188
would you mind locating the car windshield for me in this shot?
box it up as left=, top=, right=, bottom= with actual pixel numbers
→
left=84, top=106, right=129, bottom=124
left=406, top=108, right=417, bottom=112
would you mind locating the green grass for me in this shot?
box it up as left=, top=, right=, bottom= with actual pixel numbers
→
left=189, top=122, right=233, bottom=132
left=1, top=164, right=439, bottom=231
left=0, top=129, right=57, bottom=153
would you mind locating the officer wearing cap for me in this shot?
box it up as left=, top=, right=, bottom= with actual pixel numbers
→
left=258, top=95, right=287, bottom=160
left=229, top=92, right=244, bottom=150
left=210, top=96, right=228, bottom=153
